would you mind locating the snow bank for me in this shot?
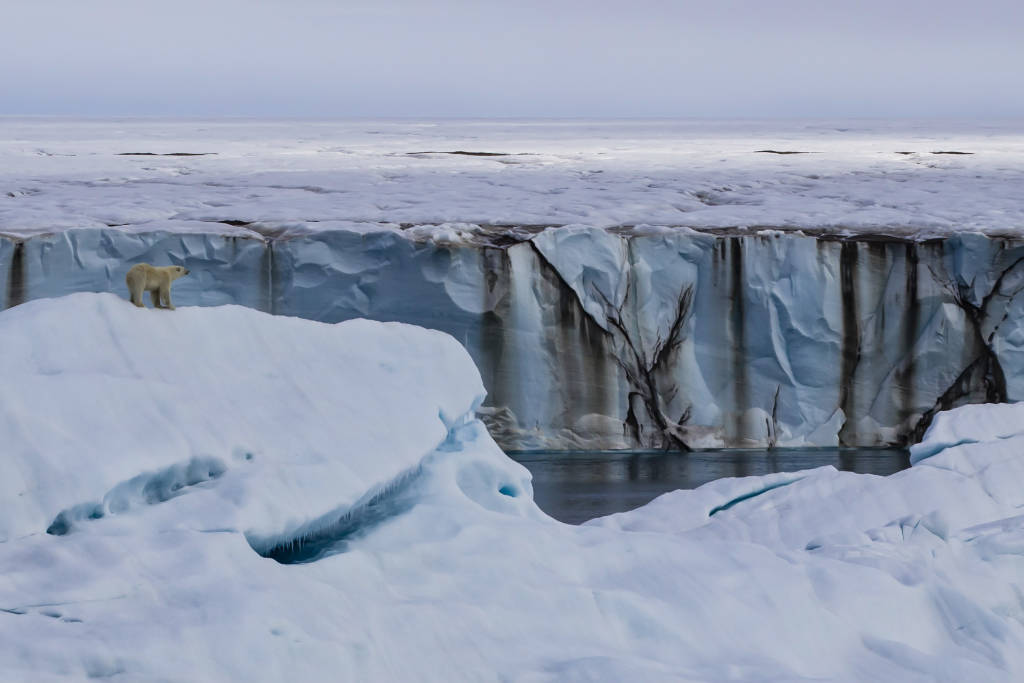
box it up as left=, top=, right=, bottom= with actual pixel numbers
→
left=2, top=296, right=1024, bottom=681
left=0, top=293, right=493, bottom=544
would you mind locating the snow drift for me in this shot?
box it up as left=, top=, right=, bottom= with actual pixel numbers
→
left=2, top=295, right=1024, bottom=681
left=0, top=293, right=522, bottom=546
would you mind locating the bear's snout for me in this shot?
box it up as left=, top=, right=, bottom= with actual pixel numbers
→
left=184, top=269, right=191, bottom=275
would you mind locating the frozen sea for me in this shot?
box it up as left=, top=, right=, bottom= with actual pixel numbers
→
left=2, top=117, right=1023, bottom=238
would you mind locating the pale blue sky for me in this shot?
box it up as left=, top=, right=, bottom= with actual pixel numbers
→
left=2, top=0, right=1022, bottom=118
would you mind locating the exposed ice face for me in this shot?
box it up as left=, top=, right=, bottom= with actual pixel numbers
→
left=2, top=295, right=1024, bottom=681
left=4, top=227, right=1023, bottom=449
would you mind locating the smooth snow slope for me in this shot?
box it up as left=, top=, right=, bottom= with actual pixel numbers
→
left=0, top=293, right=492, bottom=544
left=2, top=295, right=1024, bottom=681
left=2, top=118, right=1023, bottom=237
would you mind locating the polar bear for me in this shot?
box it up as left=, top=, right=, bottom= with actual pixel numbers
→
left=125, top=263, right=190, bottom=310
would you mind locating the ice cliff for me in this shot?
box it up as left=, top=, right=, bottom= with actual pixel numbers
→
left=4, top=119, right=1023, bottom=450
left=3, top=226, right=1024, bottom=449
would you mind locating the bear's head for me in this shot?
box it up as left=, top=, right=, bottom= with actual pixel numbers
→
left=171, top=266, right=190, bottom=280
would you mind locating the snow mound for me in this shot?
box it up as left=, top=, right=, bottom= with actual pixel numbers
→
left=2, top=296, right=1024, bottom=681
left=909, top=402, right=1024, bottom=463
left=0, top=293, right=514, bottom=545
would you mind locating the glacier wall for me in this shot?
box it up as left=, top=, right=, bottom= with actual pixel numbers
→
left=3, top=227, right=1023, bottom=450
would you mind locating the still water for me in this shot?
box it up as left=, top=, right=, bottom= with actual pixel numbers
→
left=510, top=448, right=910, bottom=524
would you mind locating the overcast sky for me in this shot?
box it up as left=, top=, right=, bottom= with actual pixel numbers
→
left=2, top=0, right=1022, bottom=118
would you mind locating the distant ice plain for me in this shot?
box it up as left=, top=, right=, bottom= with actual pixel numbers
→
left=2, top=118, right=1022, bottom=238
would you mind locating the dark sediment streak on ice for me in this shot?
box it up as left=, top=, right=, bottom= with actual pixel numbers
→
left=5, top=227, right=1024, bottom=450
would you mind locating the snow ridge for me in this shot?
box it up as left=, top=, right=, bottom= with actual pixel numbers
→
left=248, top=461, right=425, bottom=563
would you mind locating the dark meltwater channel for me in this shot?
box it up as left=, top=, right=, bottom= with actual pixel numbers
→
left=511, top=448, right=910, bottom=524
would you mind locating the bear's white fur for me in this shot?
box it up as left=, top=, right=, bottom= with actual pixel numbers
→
left=125, top=263, right=190, bottom=310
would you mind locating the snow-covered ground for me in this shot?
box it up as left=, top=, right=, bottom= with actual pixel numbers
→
left=2, top=118, right=1023, bottom=238
left=2, top=294, right=1024, bottom=681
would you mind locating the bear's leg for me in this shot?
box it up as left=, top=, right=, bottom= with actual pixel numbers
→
left=127, top=279, right=144, bottom=307
left=160, top=284, right=175, bottom=310
left=126, top=269, right=146, bottom=307
left=150, top=290, right=162, bottom=308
